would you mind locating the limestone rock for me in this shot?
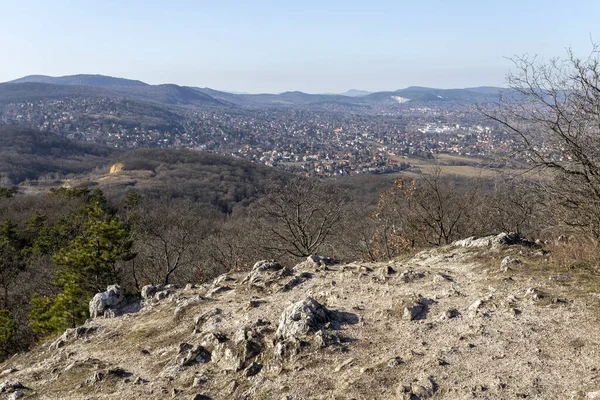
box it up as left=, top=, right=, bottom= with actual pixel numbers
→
left=89, top=285, right=124, bottom=319
left=8, top=390, right=23, bottom=399
left=453, top=232, right=528, bottom=248
left=194, top=308, right=223, bottom=333
left=141, top=284, right=163, bottom=300
left=0, top=380, right=25, bottom=393
left=403, top=302, right=424, bottom=321
left=410, top=376, right=437, bottom=399
left=403, top=297, right=433, bottom=321
left=176, top=343, right=211, bottom=366
left=500, top=256, right=521, bottom=269
left=242, top=260, right=287, bottom=288
left=399, top=269, right=425, bottom=282
left=49, top=324, right=99, bottom=350
left=174, top=295, right=205, bottom=320
left=277, top=272, right=312, bottom=293
left=275, top=297, right=330, bottom=342
left=294, top=255, right=335, bottom=272
left=467, top=299, right=484, bottom=318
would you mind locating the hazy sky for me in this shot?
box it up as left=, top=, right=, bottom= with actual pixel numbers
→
left=0, top=0, right=598, bottom=93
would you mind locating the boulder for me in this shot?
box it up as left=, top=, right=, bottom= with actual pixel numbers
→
left=175, top=343, right=211, bottom=366
left=89, top=285, right=124, bottom=319
left=141, top=284, right=163, bottom=300
left=277, top=272, right=312, bottom=293
left=403, top=297, right=433, bottom=321
left=452, top=232, right=530, bottom=248
left=403, top=302, right=424, bottom=321
left=399, top=269, right=425, bottom=283
left=0, top=380, right=25, bottom=393
left=207, top=327, right=263, bottom=372
left=275, top=297, right=330, bottom=343
left=242, top=260, right=288, bottom=288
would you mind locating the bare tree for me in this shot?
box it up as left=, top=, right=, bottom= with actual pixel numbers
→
left=133, top=200, right=217, bottom=285
left=249, top=178, right=348, bottom=261
left=373, top=166, right=481, bottom=253
left=485, top=44, right=600, bottom=239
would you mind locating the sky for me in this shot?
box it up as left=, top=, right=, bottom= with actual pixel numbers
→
left=0, top=0, right=599, bottom=93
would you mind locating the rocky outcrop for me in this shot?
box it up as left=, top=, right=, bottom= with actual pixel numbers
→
left=89, top=285, right=124, bottom=319
left=3, top=235, right=596, bottom=400
left=49, top=324, right=100, bottom=350
left=242, top=260, right=288, bottom=288
left=452, top=232, right=531, bottom=248
left=275, top=297, right=331, bottom=343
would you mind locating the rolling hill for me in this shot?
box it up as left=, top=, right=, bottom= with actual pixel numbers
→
left=0, top=125, right=119, bottom=183
left=0, top=75, right=226, bottom=107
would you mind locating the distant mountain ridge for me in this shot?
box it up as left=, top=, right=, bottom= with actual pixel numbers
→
left=2, top=74, right=504, bottom=109
left=8, top=74, right=149, bottom=87
left=340, top=89, right=372, bottom=97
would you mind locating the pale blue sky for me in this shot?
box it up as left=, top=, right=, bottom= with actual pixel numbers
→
left=0, top=0, right=598, bottom=93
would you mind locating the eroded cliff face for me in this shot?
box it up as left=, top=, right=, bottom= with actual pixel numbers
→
left=1, top=234, right=600, bottom=400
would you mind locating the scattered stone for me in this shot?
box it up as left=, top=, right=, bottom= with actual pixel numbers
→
left=155, top=289, right=174, bottom=301
left=212, top=274, right=236, bottom=286
left=191, top=395, right=212, bottom=400
left=49, top=324, right=99, bottom=350
left=0, top=380, right=25, bottom=393
left=184, top=283, right=196, bottom=290
left=224, top=380, right=238, bottom=395
left=277, top=272, right=312, bottom=292
left=526, top=288, right=543, bottom=301
left=106, top=367, right=133, bottom=378
left=399, top=269, right=425, bottom=282
left=193, top=308, right=223, bottom=333
left=403, top=302, right=424, bottom=321
left=433, top=273, right=453, bottom=283
left=467, top=299, right=484, bottom=318
left=206, top=285, right=233, bottom=297
left=295, top=255, right=336, bottom=272
left=334, top=358, right=355, bottom=372
left=439, top=308, right=460, bottom=320
left=174, top=295, right=205, bottom=320
left=176, top=343, right=211, bottom=366
left=410, top=376, right=437, bottom=399
left=244, top=362, right=263, bottom=377
left=8, top=391, right=23, bottom=400
left=89, top=285, right=124, bottom=319
left=387, top=357, right=403, bottom=368
left=0, top=369, right=17, bottom=378
left=500, top=256, right=521, bottom=269
left=192, top=374, right=207, bottom=387
left=402, top=297, right=433, bottom=321
left=165, top=284, right=181, bottom=290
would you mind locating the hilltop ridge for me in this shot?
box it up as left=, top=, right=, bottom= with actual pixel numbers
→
left=2, top=234, right=599, bottom=399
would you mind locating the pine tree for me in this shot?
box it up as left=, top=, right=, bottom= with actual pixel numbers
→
left=29, top=190, right=134, bottom=336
